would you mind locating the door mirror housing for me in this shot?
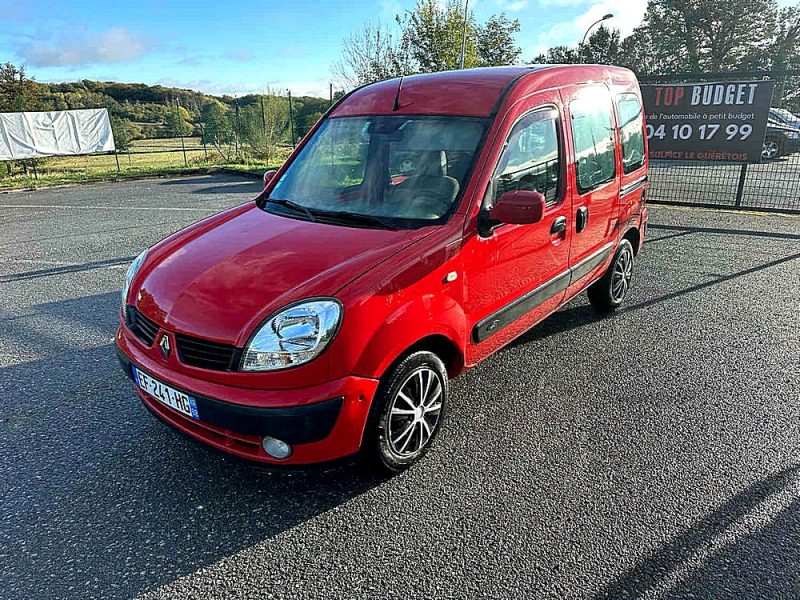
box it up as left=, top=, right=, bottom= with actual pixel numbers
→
left=488, top=190, right=546, bottom=225
left=263, top=169, right=278, bottom=188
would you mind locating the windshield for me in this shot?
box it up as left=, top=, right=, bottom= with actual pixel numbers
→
left=267, top=115, right=487, bottom=228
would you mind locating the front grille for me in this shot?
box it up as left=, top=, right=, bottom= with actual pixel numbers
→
left=175, top=333, right=241, bottom=371
left=126, top=306, right=159, bottom=346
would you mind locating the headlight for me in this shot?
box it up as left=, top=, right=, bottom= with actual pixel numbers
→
left=789, top=132, right=799, bottom=140
left=241, top=299, right=342, bottom=371
left=121, top=249, right=148, bottom=307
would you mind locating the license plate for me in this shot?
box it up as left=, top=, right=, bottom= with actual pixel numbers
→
left=133, top=366, right=199, bottom=420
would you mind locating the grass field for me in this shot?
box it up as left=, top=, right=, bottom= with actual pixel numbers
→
left=0, top=138, right=292, bottom=189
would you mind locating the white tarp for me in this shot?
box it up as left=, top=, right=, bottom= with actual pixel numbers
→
left=0, top=108, right=115, bottom=160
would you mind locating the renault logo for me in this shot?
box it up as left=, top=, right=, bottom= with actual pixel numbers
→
left=159, top=334, right=171, bottom=359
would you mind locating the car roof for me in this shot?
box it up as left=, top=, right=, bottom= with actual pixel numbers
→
left=330, top=65, right=639, bottom=118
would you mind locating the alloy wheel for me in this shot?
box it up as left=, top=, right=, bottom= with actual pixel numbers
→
left=762, top=140, right=779, bottom=160
left=611, top=246, right=633, bottom=302
left=387, top=366, right=443, bottom=457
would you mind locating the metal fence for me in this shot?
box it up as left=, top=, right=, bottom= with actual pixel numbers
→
left=641, top=70, right=800, bottom=214
left=0, top=137, right=294, bottom=188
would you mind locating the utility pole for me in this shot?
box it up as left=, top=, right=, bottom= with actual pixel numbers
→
left=175, top=98, right=188, bottom=167
left=260, top=95, right=267, bottom=135
left=288, top=89, right=296, bottom=148
left=459, top=0, right=470, bottom=69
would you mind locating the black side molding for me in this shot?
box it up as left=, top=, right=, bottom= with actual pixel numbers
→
left=471, top=242, right=614, bottom=343
left=116, top=346, right=343, bottom=445
left=473, top=271, right=570, bottom=343
left=569, top=243, right=613, bottom=285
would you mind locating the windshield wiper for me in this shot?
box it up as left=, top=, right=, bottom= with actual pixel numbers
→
left=266, top=198, right=317, bottom=222
left=321, top=210, right=400, bottom=230
left=266, top=199, right=399, bottom=230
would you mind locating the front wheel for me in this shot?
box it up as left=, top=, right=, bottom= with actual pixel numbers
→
left=366, top=351, right=449, bottom=472
left=587, top=239, right=635, bottom=314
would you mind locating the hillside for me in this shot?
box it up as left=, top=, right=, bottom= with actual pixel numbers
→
left=1, top=71, right=332, bottom=143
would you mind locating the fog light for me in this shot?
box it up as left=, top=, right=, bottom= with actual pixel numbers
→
left=262, top=436, right=292, bottom=459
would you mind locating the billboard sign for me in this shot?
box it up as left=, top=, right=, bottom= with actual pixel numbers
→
left=0, top=108, right=115, bottom=160
left=640, top=81, right=775, bottom=163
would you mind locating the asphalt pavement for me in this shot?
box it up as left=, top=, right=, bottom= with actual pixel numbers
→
left=1, top=174, right=798, bottom=599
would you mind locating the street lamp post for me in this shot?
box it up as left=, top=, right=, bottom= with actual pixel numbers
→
left=459, top=0, right=470, bottom=69
left=581, top=13, right=614, bottom=47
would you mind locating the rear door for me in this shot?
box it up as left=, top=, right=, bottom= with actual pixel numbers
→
left=561, top=84, right=621, bottom=290
left=614, top=89, right=648, bottom=237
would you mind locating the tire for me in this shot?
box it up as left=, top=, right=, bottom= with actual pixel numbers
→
left=587, top=239, right=635, bottom=314
left=364, top=351, right=449, bottom=473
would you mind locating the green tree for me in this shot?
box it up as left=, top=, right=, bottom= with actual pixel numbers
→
left=581, top=25, right=622, bottom=64
left=0, top=63, right=37, bottom=111
left=335, top=1, right=522, bottom=86
left=110, top=116, right=139, bottom=152
left=164, top=104, right=192, bottom=137
left=532, top=45, right=581, bottom=65
left=476, top=14, right=522, bottom=66
left=624, top=0, right=781, bottom=74
left=400, top=0, right=479, bottom=72
left=200, top=101, right=234, bottom=158
left=532, top=0, right=798, bottom=89
left=767, top=5, right=800, bottom=71
left=533, top=25, right=621, bottom=65
left=233, top=92, right=290, bottom=162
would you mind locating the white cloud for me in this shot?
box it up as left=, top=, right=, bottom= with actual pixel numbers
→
left=497, top=0, right=529, bottom=11
left=155, top=77, right=332, bottom=98
left=18, top=26, right=149, bottom=67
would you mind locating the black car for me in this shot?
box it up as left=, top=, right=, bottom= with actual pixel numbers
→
left=762, top=119, right=800, bottom=160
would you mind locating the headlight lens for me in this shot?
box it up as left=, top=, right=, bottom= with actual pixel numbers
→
left=121, top=249, right=148, bottom=307
left=789, top=132, right=799, bottom=140
left=241, top=299, right=342, bottom=371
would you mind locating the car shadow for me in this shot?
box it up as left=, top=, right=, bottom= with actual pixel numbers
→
left=191, top=182, right=263, bottom=195
left=648, top=223, right=800, bottom=241
left=157, top=174, right=262, bottom=195
left=0, top=291, right=387, bottom=599
left=158, top=175, right=242, bottom=186
left=598, top=465, right=800, bottom=598
left=506, top=225, right=800, bottom=349
left=0, top=256, right=137, bottom=284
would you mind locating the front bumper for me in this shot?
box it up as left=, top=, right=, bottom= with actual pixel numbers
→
left=116, top=330, right=379, bottom=465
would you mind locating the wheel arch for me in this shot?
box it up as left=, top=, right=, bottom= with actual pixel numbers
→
left=392, top=334, right=465, bottom=380
left=622, top=226, right=641, bottom=255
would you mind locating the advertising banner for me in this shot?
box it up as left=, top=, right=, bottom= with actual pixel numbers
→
left=640, top=81, right=775, bottom=163
left=0, top=108, right=115, bottom=160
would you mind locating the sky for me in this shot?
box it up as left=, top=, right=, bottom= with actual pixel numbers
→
left=0, top=0, right=656, bottom=97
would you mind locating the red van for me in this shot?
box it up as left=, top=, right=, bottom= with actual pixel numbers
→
left=117, top=65, right=648, bottom=471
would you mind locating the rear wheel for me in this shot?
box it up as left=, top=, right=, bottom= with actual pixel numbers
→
left=587, top=239, right=635, bottom=314
left=366, top=351, right=448, bottom=472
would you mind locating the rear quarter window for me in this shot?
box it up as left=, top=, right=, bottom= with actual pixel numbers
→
left=616, top=94, right=646, bottom=174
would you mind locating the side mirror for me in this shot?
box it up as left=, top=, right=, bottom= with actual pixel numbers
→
left=488, top=190, right=546, bottom=225
left=263, top=169, right=278, bottom=188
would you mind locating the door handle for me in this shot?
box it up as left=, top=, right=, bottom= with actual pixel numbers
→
left=550, top=216, right=567, bottom=235
left=576, top=207, right=589, bottom=233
